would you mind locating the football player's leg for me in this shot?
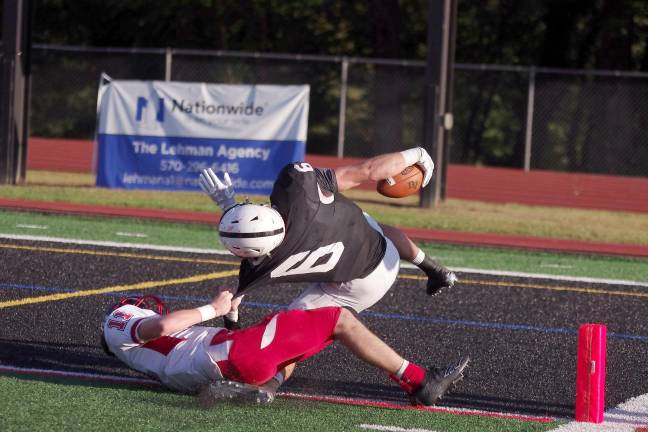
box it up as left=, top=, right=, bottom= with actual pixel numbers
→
left=333, top=308, right=469, bottom=406
left=201, top=309, right=339, bottom=405
left=333, top=308, right=403, bottom=372
left=259, top=364, right=294, bottom=396
left=227, top=307, right=341, bottom=385
left=379, top=223, right=457, bottom=296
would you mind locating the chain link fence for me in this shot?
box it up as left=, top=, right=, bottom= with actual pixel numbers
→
left=452, top=65, right=529, bottom=168
left=532, top=71, right=648, bottom=176
left=29, top=44, right=648, bottom=177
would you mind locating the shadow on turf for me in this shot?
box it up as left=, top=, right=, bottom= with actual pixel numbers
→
left=0, top=338, right=152, bottom=385
left=0, top=339, right=574, bottom=417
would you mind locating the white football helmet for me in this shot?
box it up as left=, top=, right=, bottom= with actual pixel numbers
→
left=218, top=203, right=286, bottom=258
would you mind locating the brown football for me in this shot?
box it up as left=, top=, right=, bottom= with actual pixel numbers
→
left=376, top=165, right=424, bottom=198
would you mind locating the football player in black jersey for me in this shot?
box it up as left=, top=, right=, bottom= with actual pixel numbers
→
left=199, top=147, right=457, bottom=328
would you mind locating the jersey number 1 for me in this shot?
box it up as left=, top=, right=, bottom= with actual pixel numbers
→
left=270, top=242, right=344, bottom=278
left=106, top=310, right=133, bottom=332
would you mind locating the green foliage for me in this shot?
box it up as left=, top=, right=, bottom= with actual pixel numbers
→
left=22, top=1, right=648, bottom=173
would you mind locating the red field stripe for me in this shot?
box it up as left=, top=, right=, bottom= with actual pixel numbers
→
left=27, top=137, right=648, bottom=213
left=2, top=197, right=648, bottom=257
left=0, top=198, right=219, bottom=224
left=279, top=392, right=556, bottom=423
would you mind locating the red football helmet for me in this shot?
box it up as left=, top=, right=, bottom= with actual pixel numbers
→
left=105, top=294, right=169, bottom=317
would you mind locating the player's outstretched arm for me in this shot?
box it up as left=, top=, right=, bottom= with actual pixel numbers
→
left=137, top=289, right=234, bottom=342
left=334, top=147, right=434, bottom=191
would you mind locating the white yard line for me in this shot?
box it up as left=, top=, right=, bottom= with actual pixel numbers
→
left=358, top=425, right=438, bottom=432
left=540, top=264, right=575, bottom=269
left=548, top=394, right=648, bottom=431
left=401, top=261, right=648, bottom=288
left=15, top=224, right=49, bottom=230
left=0, top=233, right=230, bottom=255
left=115, top=232, right=148, bottom=238
left=1, top=233, right=647, bottom=288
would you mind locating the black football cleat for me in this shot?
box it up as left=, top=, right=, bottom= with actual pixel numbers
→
left=411, top=356, right=470, bottom=406
left=198, top=380, right=275, bottom=407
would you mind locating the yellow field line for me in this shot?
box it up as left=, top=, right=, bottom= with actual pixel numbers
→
left=0, top=270, right=238, bottom=309
left=5, top=242, right=645, bottom=300
left=399, top=274, right=648, bottom=298
left=0, top=243, right=239, bottom=266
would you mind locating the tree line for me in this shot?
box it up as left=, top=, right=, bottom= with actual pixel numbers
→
left=3, top=0, right=647, bottom=175
left=1, top=0, right=646, bottom=71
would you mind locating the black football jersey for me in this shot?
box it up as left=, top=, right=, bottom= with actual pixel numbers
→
left=236, top=162, right=387, bottom=294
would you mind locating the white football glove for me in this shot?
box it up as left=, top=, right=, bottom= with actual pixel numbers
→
left=199, top=168, right=236, bottom=211
left=400, top=147, right=435, bottom=187
left=417, top=148, right=435, bottom=187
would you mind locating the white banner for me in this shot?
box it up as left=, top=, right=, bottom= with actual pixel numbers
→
left=96, top=79, right=310, bottom=193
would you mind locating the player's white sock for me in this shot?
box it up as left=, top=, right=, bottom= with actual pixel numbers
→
left=411, top=249, right=425, bottom=265
left=395, top=360, right=410, bottom=379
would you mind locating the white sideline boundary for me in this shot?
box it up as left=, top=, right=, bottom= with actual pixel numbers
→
left=2, top=233, right=647, bottom=288
left=0, top=233, right=232, bottom=255
left=548, top=394, right=648, bottom=431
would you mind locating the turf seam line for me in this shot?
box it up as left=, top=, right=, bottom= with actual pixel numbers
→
left=0, top=270, right=238, bottom=309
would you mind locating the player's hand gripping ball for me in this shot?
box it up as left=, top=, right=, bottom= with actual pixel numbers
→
left=376, top=165, right=424, bottom=198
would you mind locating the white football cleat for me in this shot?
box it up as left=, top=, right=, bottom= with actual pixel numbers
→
left=198, top=380, right=275, bottom=407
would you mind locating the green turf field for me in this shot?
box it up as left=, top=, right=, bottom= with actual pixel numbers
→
left=1, top=172, right=646, bottom=431
left=0, top=375, right=563, bottom=432
left=2, top=210, right=647, bottom=282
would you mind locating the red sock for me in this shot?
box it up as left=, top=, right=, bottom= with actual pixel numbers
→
left=389, top=361, right=426, bottom=394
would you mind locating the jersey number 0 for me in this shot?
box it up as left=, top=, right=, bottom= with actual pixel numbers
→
left=270, top=242, right=344, bottom=278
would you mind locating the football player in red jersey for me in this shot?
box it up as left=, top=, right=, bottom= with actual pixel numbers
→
left=101, top=292, right=469, bottom=405
left=199, top=147, right=456, bottom=329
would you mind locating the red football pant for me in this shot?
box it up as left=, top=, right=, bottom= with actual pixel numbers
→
left=212, top=307, right=342, bottom=385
